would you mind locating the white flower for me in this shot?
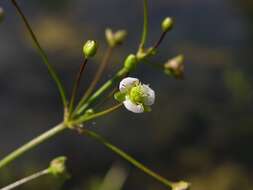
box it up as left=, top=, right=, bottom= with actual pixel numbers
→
left=117, top=77, right=155, bottom=113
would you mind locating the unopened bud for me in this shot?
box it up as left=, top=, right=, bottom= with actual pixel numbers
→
left=0, top=7, right=4, bottom=23
left=83, top=40, right=98, bottom=58
left=162, top=17, right=174, bottom=32
left=164, top=54, right=184, bottom=79
left=105, top=28, right=127, bottom=47
left=172, top=181, right=190, bottom=190
left=114, top=91, right=126, bottom=102
left=49, top=156, right=68, bottom=177
left=124, top=54, right=138, bottom=71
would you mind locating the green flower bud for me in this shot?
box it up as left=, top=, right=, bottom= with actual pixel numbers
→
left=164, top=54, right=184, bottom=79
left=0, top=7, right=4, bottom=23
left=124, top=54, right=138, bottom=71
left=83, top=40, right=98, bottom=58
left=114, top=30, right=127, bottom=45
left=105, top=29, right=114, bottom=46
left=161, top=17, right=174, bottom=32
left=48, top=156, right=68, bottom=177
left=105, top=28, right=127, bottom=47
left=84, top=109, right=94, bottom=116
left=172, top=181, right=190, bottom=190
left=114, top=91, right=126, bottom=102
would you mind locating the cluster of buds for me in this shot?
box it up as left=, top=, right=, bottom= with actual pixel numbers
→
left=105, top=28, right=127, bottom=48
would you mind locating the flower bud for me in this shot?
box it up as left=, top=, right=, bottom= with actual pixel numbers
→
left=0, top=7, right=4, bottom=23
left=164, top=54, right=184, bottom=79
left=124, top=54, right=138, bottom=71
left=83, top=40, right=98, bottom=58
left=84, top=109, right=94, bottom=116
left=105, top=28, right=127, bottom=47
left=114, top=91, right=126, bottom=102
left=49, top=156, right=68, bottom=177
left=114, top=30, right=127, bottom=45
left=161, top=17, right=174, bottom=32
left=172, top=181, right=190, bottom=190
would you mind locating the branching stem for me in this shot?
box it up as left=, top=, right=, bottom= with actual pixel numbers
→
left=69, top=58, right=88, bottom=116
left=139, top=0, right=149, bottom=50
left=73, top=103, right=122, bottom=125
left=78, top=128, right=173, bottom=189
left=11, top=0, right=68, bottom=108
left=0, top=123, right=66, bottom=170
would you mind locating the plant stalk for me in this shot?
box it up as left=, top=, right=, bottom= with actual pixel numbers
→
left=81, top=46, right=114, bottom=103
left=0, top=169, right=49, bottom=190
left=75, top=67, right=129, bottom=116
left=78, top=128, right=173, bottom=189
left=0, top=123, right=66, bottom=170
left=11, top=0, right=68, bottom=108
left=69, top=58, right=88, bottom=116
left=139, top=0, right=149, bottom=50
left=74, top=103, right=122, bottom=125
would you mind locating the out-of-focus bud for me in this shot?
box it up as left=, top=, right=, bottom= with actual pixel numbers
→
left=161, top=17, right=174, bottom=32
left=0, top=7, right=4, bottom=23
left=84, top=109, right=94, bottom=116
left=114, top=91, right=126, bottom=102
left=172, top=181, right=190, bottom=190
left=83, top=40, right=98, bottom=58
left=48, top=156, right=68, bottom=177
left=124, top=54, right=138, bottom=71
left=164, top=54, right=184, bottom=79
left=105, top=28, right=127, bottom=47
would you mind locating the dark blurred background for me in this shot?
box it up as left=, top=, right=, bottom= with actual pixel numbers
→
left=0, top=0, right=253, bottom=189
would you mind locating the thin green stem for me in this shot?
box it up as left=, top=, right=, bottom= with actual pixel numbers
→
left=93, top=87, right=117, bottom=110
left=0, top=123, right=66, bottom=170
left=73, top=103, right=122, bottom=125
left=78, top=128, right=173, bottom=189
left=75, top=67, right=129, bottom=116
left=0, top=169, right=49, bottom=190
left=69, top=58, right=88, bottom=117
left=81, top=47, right=114, bottom=103
left=11, top=0, right=68, bottom=108
left=139, top=0, right=149, bottom=50
left=154, top=31, right=168, bottom=50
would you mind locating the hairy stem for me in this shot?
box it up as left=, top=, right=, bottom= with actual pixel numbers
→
left=11, top=0, right=68, bottom=108
left=78, top=129, right=173, bottom=189
left=0, top=169, right=49, bottom=190
left=0, top=123, right=66, bottom=170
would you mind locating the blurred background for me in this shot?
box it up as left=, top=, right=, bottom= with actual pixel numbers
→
left=0, top=0, right=253, bottom=189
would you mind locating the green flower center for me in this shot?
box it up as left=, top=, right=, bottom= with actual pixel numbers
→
left=129, top=85, right=145, bottom=104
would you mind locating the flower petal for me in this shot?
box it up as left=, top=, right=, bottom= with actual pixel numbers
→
left=142, top=85, right=155, bottom=105
left=123, top=98, right=144, bottom=113
left=119, top=77, right=139, bottom=93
